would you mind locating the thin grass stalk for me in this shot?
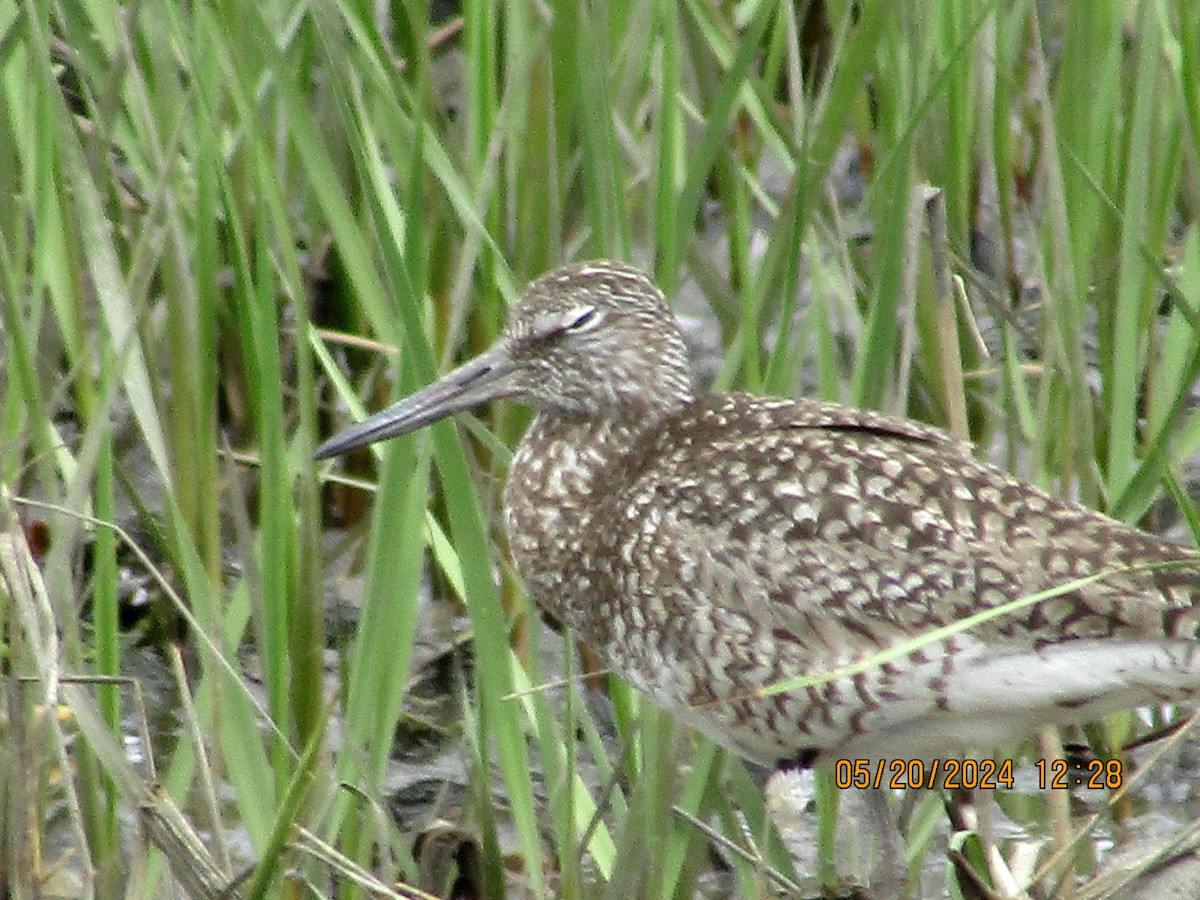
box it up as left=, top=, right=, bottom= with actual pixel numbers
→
left=1053, top=0, right=1119, bottom=304
left=89, top=359, right=122, bottom=885
left=574, top=0, right=630, bottom=260
left=242, top=700, right=331, bottom=899
left=0, top=29, right=20, bottom=293
left=1176, top=0, right=1200, bottom=170
left=312, top=25, right=543, bottom=895
left=806, top=238, right=844, bottom=402
left=723, top=761, right=801, bottom=892
left=935, top=0, right=975, bottom=250
left=1146, top=230, right=1200, bottom=442
left=190, top=4, right=226, bottom=605
left=463, top=0, right=504, bottom=346
left=1105, top=2, right=1165, bottom=499
left=675, top=0, right=775, bottom=278
left=727, top=158, right=758, bottom=391
left=3, top=489, right=96, bottom=897
left=34, top=5, right=171, bottom=482
left=118, top=2, right=225, bottom=600
left=506, top=3, right=560, bottom=279
left=600, top=708, right=674, bottom=898
left=986, top=2, right=1020, bottom=381
left=345, top=146, right=434, bottom=793
left=652, top=0, right=682, bottom=290
left=287, top=14, right=548, bottom=869
left=511, top=630, right=626, bottom=893
left=531, top=638, right=585, bottom=899
left=852, top=1, right=996, bottom=411
left=255, top=204, right=303, bottom=773
left=760, top=1, right=808, bottom=398
left=851, top=157, right=913, bottom=410
left=429, top=421, right=547, bottom=894
left=1026, top=4, right=1099, bottom=503
left=660, top=740, right=721, bottom=896
left=798, top=0, right=886, bottom=225
left=167, top=644, right=234, bottom=879
left=28, top=8, right=283, bottom=888
left=760, top=177, right=809, bottom=397
left=266, top=23, right=440, bottom=890
left=215, top=154, right=295, bottom=788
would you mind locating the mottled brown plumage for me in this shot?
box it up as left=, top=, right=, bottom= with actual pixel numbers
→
left=316, top=261, right=1200, bottom=768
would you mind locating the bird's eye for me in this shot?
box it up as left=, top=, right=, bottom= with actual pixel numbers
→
left=563, top=306, right=603, bottom=334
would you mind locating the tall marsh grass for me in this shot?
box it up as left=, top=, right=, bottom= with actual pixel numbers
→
left=2, top=0, right=1199, bottom=896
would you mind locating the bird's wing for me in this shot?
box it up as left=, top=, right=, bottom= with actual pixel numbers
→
left=620, top=396, right=1200, bottom=649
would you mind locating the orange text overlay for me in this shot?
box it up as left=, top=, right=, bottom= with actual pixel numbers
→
left=833, top=757, right=1125, bottom=791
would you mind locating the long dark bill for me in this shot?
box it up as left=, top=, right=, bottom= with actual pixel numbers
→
left=314, top=342, right=517, bottom=460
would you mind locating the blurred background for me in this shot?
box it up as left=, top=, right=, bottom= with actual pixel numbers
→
left=3, top=1, right=1200, bottom=896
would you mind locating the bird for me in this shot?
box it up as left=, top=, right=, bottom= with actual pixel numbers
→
left=314, top=260, right=1200, bottom=772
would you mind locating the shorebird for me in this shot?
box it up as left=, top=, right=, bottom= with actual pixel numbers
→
left=315, top=261, right=1200, bottom=772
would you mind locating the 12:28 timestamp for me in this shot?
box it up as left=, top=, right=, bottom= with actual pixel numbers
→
left=1034, top=758, right=1124, bottom=789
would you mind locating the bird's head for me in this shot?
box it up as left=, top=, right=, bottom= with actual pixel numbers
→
left=314, top=261, right=694, bottom=460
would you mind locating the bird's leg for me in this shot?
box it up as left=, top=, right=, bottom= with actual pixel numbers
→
left=765, top=766, right=907, bottom=898
left=862, top=784, right=908, bottom=897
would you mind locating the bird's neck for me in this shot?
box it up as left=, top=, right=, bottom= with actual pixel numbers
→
left=502, top=406, right=676, bottom=628
left=506, top=409, right=663, bottom=517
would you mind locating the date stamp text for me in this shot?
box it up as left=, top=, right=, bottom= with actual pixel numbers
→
left=833, top=757, right=1125, bottom=790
